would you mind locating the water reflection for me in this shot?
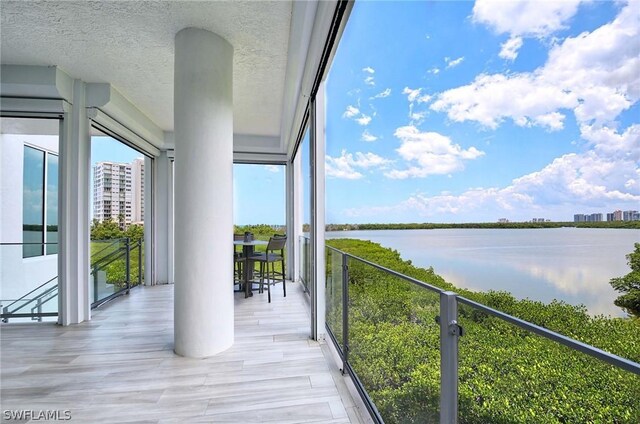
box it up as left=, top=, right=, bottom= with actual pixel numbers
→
left=328, top=228, right=639, bottom=317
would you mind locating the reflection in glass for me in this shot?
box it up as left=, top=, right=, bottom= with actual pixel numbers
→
left=46, top=154, right=59, bottom=255
left=23, top=146, right=44, bottom=258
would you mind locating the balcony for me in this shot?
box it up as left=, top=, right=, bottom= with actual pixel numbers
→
left=0, top=283, right=365, bottom=423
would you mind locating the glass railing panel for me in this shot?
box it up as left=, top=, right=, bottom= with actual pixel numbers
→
left=299, top=235, right=310, bottom=293
left=129, top=240, right=144, bottom=287
left=347, top=256, right=441, bottom=424
left=90, top=238, right=133, bottom=305
left=325, top=247, right=344, bottom=351
left=457, top=301, right=640, bottom=423
left=0, top=243, right=58, bottom=322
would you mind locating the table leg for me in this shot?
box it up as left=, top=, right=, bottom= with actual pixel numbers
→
left=243, top=245, right=255, bottom=297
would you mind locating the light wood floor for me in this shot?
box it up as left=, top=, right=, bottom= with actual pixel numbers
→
left=1, top=283, right=364, bottom=423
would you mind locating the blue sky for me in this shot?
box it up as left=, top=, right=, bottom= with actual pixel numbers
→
left=92, top=136, right=287, bottom=225
left=324, top=0, right=640, bottom=223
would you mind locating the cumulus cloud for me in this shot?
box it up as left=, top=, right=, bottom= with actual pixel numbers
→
left=362, top=66, right=375, bottom=74
left=370, top=88, right=391, bottom=99
left=431, top=2, right=640, bottom=130
left=402, top=87, right=432, bottom=103
left=383, top=126, right=485, bottom=179
left=326, top=150, right=391, bottom=179
left=364, top=76, right=375, bottom=86
left=356, top=114, right=372, bottom=126
left=499, top=36, right=523, bottom=60
left=361, top=130, right=378, bottom=142
left=473, top=0, right=584, bottom=38
left=343, top=105, right=360, bottom=118
left=343, top=105, right=373, bottom=126
left=445, top=56, right=465, bottom=68
left=347, top=124, right=640, bottom=219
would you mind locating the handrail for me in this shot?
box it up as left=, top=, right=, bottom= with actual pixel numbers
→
left=1, top=276, right=57, bottom=312
left=90, top=238, right=125, bottom=260
left=327, top=245, right=444, bottom=294
left=456, top=296, right=640, bottom=375
left=325, top=243, right=640, bottom=424
left=0, top=242, right=59, bottom=245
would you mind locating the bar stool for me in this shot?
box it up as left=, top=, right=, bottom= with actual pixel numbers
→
left=233, top=234, right=245, bottom=290
left=250, top=235, right=286, bottom=302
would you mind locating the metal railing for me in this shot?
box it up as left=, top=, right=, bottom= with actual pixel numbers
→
left=0, top=242, right=59, bottom=323
left=325, top=245, right=640, bottom=424
left=91, top=237, right=143, bottom=308
left=299, top=235, right=311, bottom=293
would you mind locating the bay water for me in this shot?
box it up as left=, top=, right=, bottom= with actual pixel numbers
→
left=327, top=227, right=639, bottom=317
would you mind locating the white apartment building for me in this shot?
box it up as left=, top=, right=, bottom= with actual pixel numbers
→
left=92, top=161, right=133, bottom=227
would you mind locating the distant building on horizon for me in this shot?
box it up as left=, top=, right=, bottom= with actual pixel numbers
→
left=93, top=159, right=145, bottom=228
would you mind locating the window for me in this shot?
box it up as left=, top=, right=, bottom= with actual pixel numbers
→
left=22, top=146, right=58, bottom=258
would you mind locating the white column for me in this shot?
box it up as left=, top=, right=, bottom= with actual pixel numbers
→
left=174, top=28, right=234, bottom=358
left=152, top=152, right=170, bottom=285
left=291, top=152, right=303, bottom=284
left=144, top=155, right=154, bottom=285
left=310, top=82, right=326, bottom=340
left=59, top=79, right=91, bottom=325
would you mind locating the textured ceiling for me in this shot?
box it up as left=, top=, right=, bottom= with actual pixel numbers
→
left=0, top=1, right=292, bottom=136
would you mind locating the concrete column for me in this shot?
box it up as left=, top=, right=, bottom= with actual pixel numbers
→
left=144, top=155, right=154, bottom=285
left=310, top=82, right=326, bottom=341
left=152, top=151, right=170, bottom=285
left=59, top=79, right=91, bottom=325
left=174, top=28, right=234, bottom=358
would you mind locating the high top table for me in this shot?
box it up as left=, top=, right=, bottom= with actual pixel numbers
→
left=234, top=239, right=267, bottom=297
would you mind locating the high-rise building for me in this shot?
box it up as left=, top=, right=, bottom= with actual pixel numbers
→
left=131, top=158, right=145, bottom=224
left=613, top=210, right=623, bottom=221
left=590, top=213, right=603, bottom=222
left=623, top=210, right=639, bottom=221
left=93, top=161, right=134, bottom=228
left=607, top=213, right=615, bottom=222
left=574, top=214, right=586, bottom=222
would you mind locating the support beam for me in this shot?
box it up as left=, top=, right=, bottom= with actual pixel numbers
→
left=173, top=28, right=234, bottom=358
left=152, top=151, right=171, bottom=285
left=310, top=82, right=326, bottom=341
left=59, top=80, right=91, bottom=325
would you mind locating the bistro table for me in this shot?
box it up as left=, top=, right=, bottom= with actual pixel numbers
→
left=234, top=239, right=268, bottom=298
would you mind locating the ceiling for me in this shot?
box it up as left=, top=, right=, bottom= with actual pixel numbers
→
left=0, top=1, right=293, bottom=138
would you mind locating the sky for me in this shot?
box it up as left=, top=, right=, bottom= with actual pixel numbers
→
left=324, top=0, right=640, bottom=224
left=91, top=136, right=287, bottom=225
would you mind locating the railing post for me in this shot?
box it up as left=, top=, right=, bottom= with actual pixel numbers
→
left=93, top=267, right=99, bottom=303
left=138, top=238, right=143, bottom=286
left=440, top=291, right=459, bottom=424
left=36, top=298, right=43, bottom=322
left=341, top=252, right=349, bottom=375
left=125, top=238, right=131, bottom=293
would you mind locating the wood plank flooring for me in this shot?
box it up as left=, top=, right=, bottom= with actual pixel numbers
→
left=1, top=283, right=364, bottom=423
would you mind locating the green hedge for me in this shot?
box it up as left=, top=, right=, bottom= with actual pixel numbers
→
left=327, top=238, right=640, bottom=424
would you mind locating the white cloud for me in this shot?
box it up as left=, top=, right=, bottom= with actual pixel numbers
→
left=361, top=130, right=378, bottom=142
left=343, top=105, right=360, bottom=118
left=445, top=56, right=465, bottom=68
left=325, top=150, right=391, bottom=179
left=264, top=165, right=280, bottom=173
left=356, top=114, right=372, bottom=126
left=364, top=76, right=375, bottom=86
left=362, top=66, right=375, bottom=74
left=402, top=87, right=432, bottom=103
left=428, top=67, right=441, bottom=75
left=473, top=0, right=584, bottom=38
left=343, top=104, right=373, bottom=126
left=384, top=126, right=485, bottom=179
left=370, top=88, right=391, bottom=99
left=499, top=36, right=523, bottom=60
left=347, top=124, right=640, bottom=219
left=431, top=2, right=640, bottom=130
